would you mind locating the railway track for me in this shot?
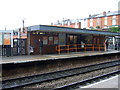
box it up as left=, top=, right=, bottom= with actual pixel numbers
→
left=55, top=70, right=120, bottom=90
left=2, top=60, right=120, bottom=89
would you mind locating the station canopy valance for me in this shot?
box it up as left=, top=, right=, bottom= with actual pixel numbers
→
left=28, top=25, right=120, bottom=36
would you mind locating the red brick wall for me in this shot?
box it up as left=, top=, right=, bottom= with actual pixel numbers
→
left=30, top=33, right=59, bottom=54
left=116, top=15, right=120, bottom=25
left=87, top=14, right=120, bottom=29
left=93, top=18, right=97, bottom=28
left=87, top=19, right=90, bottom=28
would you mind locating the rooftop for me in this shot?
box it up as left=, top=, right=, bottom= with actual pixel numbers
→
left=87, top=11, right=120, bottom=19
left=28, top=25, right=120, bottom=36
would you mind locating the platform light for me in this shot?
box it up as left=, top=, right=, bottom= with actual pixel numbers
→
left=39, top=32, right=45, bottom=34
left=36, top=32, right=39, bottom=34
left=32, top=32, right=36, bottom=34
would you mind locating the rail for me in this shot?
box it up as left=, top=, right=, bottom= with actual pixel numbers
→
left=2, top=60, right=120, bottom=89
left=55, top=70, right=120, bottom=89
left=56, top=44, right=105, bottom=54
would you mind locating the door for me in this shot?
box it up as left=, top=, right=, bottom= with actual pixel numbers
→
left=33, top=36, right=43, bottom=54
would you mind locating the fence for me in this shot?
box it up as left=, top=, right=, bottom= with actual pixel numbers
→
left=56, top=44, right=105, bottom=54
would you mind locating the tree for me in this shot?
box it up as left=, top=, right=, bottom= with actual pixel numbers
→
left=110, top=27, right=120, bottom=32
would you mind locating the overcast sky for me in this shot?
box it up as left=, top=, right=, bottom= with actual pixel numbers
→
left=0, top=0, right=119, bottom=30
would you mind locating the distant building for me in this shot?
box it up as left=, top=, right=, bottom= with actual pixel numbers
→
left=53, top=11, right=120, bottom=30
left=52, top=19, right=81, bottom=29
left=82, top=11, right=120, bottom=29
left=13, top=27, right=27, bottom=39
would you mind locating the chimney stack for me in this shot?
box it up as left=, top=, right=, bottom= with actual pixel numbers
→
left=103, top=11, right=106, bottom=15
left=89, top=15, right=91, bottom=17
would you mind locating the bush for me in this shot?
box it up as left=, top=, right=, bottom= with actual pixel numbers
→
left=110, top=27, right=120, bottom=32
left=96, top=26, right=100, bottom=29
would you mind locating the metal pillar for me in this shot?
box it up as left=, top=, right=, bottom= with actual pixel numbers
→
left=27, top=32, right=30, bottom=55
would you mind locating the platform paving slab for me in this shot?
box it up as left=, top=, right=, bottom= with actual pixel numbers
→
left=1, top=51, right=120, bottom=64
left=81, top=75, right=119, bottom=89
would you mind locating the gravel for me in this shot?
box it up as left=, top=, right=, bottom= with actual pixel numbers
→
left=21, top=66, right=119, bottom=89
left=3, top=57, right=119, bottom=80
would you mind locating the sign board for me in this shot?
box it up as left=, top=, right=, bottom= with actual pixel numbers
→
left=0, top=33, right=2, bottom=45
left=4, top=33, right=11, bottom=45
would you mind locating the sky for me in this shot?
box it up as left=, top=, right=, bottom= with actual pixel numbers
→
left=0, top=0, right=119, bottom=30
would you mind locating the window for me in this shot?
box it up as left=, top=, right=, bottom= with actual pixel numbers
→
left=68, top=35, right=77, bottom=44
left=97, top=18, right=100, bottom=25
left=112, top=16, right=116, bottom=25
left=90, top=19, right=93, bottom=27
left=43, top=36, right=48, bottom=45
left=48, top=36, right=53, bottom=45
left=104, top=17, right=107, bottom=25
left=54, top=36, right=58, bottom=44
left=73, top=36, right=77, bottom=44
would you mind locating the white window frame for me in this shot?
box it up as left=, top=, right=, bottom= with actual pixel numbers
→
left=104, top=17, right=107, bottom=25
left=90, top=19, right=93, bottom=27
left=97, top=18, right=100, bottom=25
left=112, top=16, right=116, bottom=25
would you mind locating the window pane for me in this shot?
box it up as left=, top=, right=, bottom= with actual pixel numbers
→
left=54, top=36, right=58, bottom=45
left=48, top=36, right=53, bottom=45
left=43, top=36, right=48, bottom=45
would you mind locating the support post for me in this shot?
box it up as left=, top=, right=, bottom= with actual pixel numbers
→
left=27, top=32, right=30, bottom=55
left=67, top=45, right=69, bottom=53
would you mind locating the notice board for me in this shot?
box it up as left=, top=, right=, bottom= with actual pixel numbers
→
left=0, top=33, right=2, bottom=45
left=4, top=33, right=11, bottom=45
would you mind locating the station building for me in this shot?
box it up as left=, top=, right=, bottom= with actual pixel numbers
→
left=27, top=25, right=120, bottom=55
left=1, top=25, right=120, bottom=56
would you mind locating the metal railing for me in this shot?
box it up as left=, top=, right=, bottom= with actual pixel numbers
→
left=56, top=44, right=105, bottom=54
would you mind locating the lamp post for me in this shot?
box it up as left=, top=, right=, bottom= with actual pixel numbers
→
left=22, top=19, right=25, bottom=33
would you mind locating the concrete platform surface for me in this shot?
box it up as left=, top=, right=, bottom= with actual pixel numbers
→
left=1, top=51, right=120, bottom=64
left=81, top=75, right=119, bottom=89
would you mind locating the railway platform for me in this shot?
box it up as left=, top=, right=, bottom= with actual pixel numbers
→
left=1, top=50, right=120, bottom=64
left=81, top=75, right=119, bottom=89
left=2, top=50, right=120, bottom=89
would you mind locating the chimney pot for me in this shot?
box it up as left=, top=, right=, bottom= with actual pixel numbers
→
left=103, top=11, right=106, bottom=15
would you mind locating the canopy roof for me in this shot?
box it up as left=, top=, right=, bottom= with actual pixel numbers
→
left=28, top=25, right=120, bottom=36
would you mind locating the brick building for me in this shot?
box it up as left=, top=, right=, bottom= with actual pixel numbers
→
left=81, top=11, right=120, bottom=29
left=52, top=19, right=81, bottom=29
left=53, top=11, right=120, bottom=30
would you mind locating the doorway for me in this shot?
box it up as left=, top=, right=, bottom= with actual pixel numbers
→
left=30, top=34, right=43, bottom=55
